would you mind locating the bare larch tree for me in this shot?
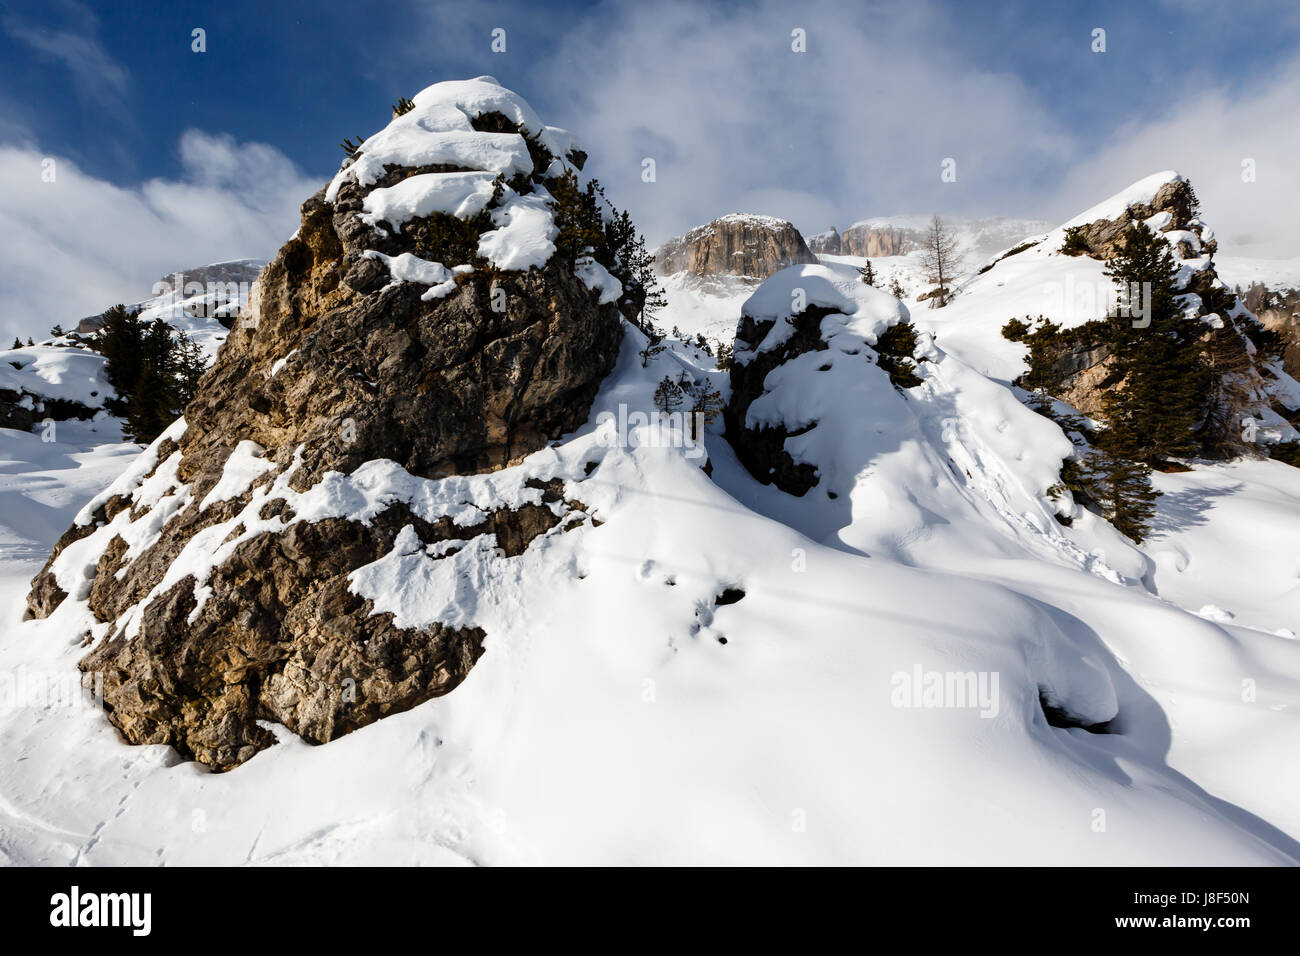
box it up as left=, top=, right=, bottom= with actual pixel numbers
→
left=921, top=215, right=960, bottom=307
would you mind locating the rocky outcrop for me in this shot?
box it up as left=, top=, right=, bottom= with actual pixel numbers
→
left=841, top=224, right=914, bottom=258
left=1245, top=284, right=1300, bottom=381
left=1061, top=179, right=1212, bottom=261
left=807, top=228, right=841, bottom=256
left=24, top=77, right=623, bottom=771
left=724, top=265, right=921, bottom=496
left=655, top=215, right=816, bottom=278
left=1031, top=176, right=1300, bottom=451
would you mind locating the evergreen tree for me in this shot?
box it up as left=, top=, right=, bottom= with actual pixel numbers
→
left=688, top=383, right=725, bottom=440
left=10, top=337, right=21, bottom=350
left=875, top=320, right=924, bottom=389
left=603, top=206, right=665, bottom=330
left=859, top=259, right=875, bottom=286
left=1098, top=222, right=1204, bottom=465
left=97, top=305, right=146, bottom=415
left=549, top=169, right=605, bottom=262
left=889, top=277, right=905, bottom=298
left=715, top=340, right=734, bottom=372
left=653, top=376, right=683, bottom=414
left=1088, top=448, right=1161, bottom=542
left=126, top=364, right=174, bottom=443
left=173, top=331, right=207, bottom=407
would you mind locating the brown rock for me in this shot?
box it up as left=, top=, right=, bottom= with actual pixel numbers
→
left=25, top=111, right=624, bottom=771
left=655, top=215, right=816, bottom=278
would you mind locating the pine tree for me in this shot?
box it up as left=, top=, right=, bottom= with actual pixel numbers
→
left=10, top=337, right=21, bottom=350
left=125, top=364, right=174, bottom=443
left=173, top=331, right=206, bottom=408
left=715, top=340, right=734, bottom=371
left=96, top=305, right=146, bottom=415
left=889, top=276, right=905, bottom=298
left=1089, top=448, right=1160, bottom=542
left=1098, top=223, right=1204, bottom=465
left=549, top=169, right=605, bottom=262
left=603, top=206, right=665, bottom=330
left=639, top=334, right=666, bottom=368
left=688, top=383, right=724, bottom=440
left=653, top=376, right=683, bottom=414
left=859, top=259, right=875, bottom=286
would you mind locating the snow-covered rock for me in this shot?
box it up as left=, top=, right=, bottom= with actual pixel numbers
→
left=22, top=76, right=624, bottom=772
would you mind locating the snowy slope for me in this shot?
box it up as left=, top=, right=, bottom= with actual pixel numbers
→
left=0, top=345, right=115, bottom=410
left=2, top=134, right=1299, bottom=869
left=2, top=324, right=1298, bottom=864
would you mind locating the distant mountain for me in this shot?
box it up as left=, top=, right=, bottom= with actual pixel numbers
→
left=833, top=214, right=1051, bottom=264
left=654, top=214, right=816, bottom=279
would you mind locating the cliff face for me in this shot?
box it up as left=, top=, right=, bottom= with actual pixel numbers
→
left=655, top=214, right=816, bottom=278
left=24, top=77, right=623, bottom=771
left=841, top=224, right=913, bottom=258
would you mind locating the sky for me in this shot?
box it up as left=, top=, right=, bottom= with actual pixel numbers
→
left=2, top=0, right=1299, bottom=341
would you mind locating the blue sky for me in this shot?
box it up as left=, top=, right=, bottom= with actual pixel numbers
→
left=2, top=0, right=1299, bottom=339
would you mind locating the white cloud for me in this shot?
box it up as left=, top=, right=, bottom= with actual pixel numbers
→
left=1050, top=62, right=1300, bottom=257
left=525, top=0, right=1075, bottom=245
left=0, top=133, right=321, bottom=343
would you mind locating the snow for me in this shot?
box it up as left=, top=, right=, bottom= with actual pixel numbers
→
left=0, top=345, right=113, bottom=408
left=1061, top=170, right=1185, bottom=229
left=199, top=440, right=273, bottom=509
left=360, top=171, right=499, bottom=231
left=476, top=193, right=557, bottom=271
left=574, top=254, right=622, bottom=305
left=326, top=77, right=584, bottom=276
left=2, top=161, right=1300, bottom=864
left=1216, top=255, right=1300, bottom=292
left=326, top=76, right=581, bottom=204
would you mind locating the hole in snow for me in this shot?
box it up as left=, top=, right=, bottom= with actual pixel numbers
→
left=1039, top=689, right=1114, bottom=734
left=715, top=587, right=746, bottom=606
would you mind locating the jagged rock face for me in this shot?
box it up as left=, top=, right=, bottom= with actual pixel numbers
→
left=655, top=215, right=816, bottom=278
left=177, top=186, right=620, bottom=494
left=841, top=224, right=913, bottom=258
left=1064, top=179, right=1212, bottom=261
left=1246, top=285, right=1300, bottom=381
left=807, top=228, right=841, bottom=256
left=24, top=78, right=623, bottom=771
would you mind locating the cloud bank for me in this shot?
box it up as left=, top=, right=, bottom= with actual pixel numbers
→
left=0, top=132, right=321, bottom=343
